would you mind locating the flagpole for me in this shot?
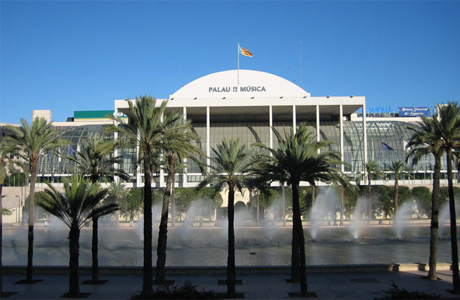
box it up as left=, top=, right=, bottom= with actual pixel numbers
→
left=237, top=43, right=240, bottom=84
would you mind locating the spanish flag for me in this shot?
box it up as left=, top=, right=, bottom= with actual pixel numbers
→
left=240, top=46, right=253, bottom=57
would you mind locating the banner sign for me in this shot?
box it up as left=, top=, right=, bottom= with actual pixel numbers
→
left=398, top=107, right=431, bottom=117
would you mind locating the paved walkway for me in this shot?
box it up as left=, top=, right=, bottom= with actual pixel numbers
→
left=2, top=269, right=458, bottom=299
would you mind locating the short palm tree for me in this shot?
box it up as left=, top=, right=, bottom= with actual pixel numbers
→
left=406, top=114, right=444, bottom=280
left=66, top=136, right=129, bottom=284
left=36, top=175, right=118, bottom=297
left=433, top=102, right=460, bottom=292
left=198, top=138, right=254, bottom=298
left=254, top=123, right=345, bottom=296
left=361, top=160, right=384, bottom=224
left=67, top=137, right=129, bottom=184
left=387, top=160, right=412, bottom=216
left=6, top=117, right=68, bottom=282
left=105, top=95, right=179, bottom=294
left=156, top=113, right=202, bottom=284
left=107, top=182, right=129, bottom=224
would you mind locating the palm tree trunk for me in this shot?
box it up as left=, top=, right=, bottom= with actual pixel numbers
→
left=90, top=175, right=100, bottom=284
left=340, top=187, right=344, bottom=226
left=171, top=184, right=176, bottom=228
left=142, top=151, right=153, bottom=294
left=227, top=183, right=236, bottom=298
left=156, top=158, right=174, bottom=284
left=394, top=178, right=399, bottom=216
left=91, top=216, right=99, bottom=283
left=368, top=177, right=372, bottom=224
left=292, top=181, right=308, bottom=295
left=69, top=225, right=81, bottom=297
left=256, top=190, right=260, bottom=227
left=291, top=186, right=300, bottom=283
left=282, top=184, right=286, bottom=227
left=427, top=156, right=441, bottom=280
left=115, top=196, right=120, bottom=227
left=27, top=166, right=37, bottom=282
left=311, top=186, right=315, bottom=208
left=446, top=150, right=460, bottom=293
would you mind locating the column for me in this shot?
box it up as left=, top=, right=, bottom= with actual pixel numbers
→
left=293, top=105, right=297, bottom=134
left=183, top=106, right=187, bottom=187
left=269, top=105, right=273, bottom=150
left=340, top=105, right=344, bottom=173
left=206, top=106, right=210, bottom=171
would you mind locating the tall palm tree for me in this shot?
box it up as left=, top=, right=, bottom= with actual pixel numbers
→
left=36, top=176, right=118, bottom=297
left=254, top=123, right=345, bottom=296
left=155, top=114, right=202, bottom=284
left=66, top=136, right=129, bottom=284
left=6, top=117, right=68, bottom=282
left=433, top=102, right=460, bottom=293
left=105, top=96, right=178, bottom=294
left=406, top=114, right=444, bottom=280
left=0, top=141, right=17, bottom=296
left=198, top=138, right=254, bottom=298
left=361, top=160, right=384, bottom=224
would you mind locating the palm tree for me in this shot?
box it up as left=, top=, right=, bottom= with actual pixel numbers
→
left=156, top=113, right=202, bottom=284
left=66, top=137, right=129, bottom=184
left=387, top=161, right=412, bottom=216
left=0, top=141, right=17, bottom=296
left=433, top=102, right=460, bottom=293
left=406, top=114, right=443, bottom=281
left=6, top=117, right=68, bottom=282
left=107, top=182, right=129, bottom=224
left=36, top=175, right=118, bottom=297
left=66, top=136, right=129, bottom=284
left=361, top=160, right=384, bottom=224
left=254, top=123, right=345, bottom=296
left=105, top=96, right=178, bottom=294
left=198, top=138, right=254, bottom=298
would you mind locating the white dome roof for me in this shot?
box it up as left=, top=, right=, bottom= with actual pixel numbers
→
left=170, top=70, right=309, bottom=99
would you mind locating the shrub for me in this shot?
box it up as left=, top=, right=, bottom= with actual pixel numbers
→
left=131, top=284, right=218, bottom=299
left=379, top=281, right=440, bottom=299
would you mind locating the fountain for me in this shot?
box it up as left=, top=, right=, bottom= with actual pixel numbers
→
left=392, top=201, right=414, bottom=239
left=347, top=197, right=367, bottom=240
left=2, top=195, right=457, bottom=268
left=308, top=187, right=337, bottom=241
left=438, top=203, right=450, bottom=238
left=178, top=199, right=210, bottom=241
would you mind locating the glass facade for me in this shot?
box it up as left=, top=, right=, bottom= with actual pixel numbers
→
left=35, top=120, right=448, bottom=185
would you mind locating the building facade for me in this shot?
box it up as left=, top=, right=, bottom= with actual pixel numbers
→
left=6, top=69, right=449, bottom=188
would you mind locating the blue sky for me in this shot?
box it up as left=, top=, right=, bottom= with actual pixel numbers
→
left=1, top=1, right=459, bottom=124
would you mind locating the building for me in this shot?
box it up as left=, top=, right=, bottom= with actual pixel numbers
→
left=2, top=69, right=452, bottom=188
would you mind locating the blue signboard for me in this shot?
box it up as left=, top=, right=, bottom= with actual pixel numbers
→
left=398, top=107, right=431, bottom=117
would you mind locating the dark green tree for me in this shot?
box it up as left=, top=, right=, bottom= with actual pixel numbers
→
left=198, top=138, right=254, bottom=298
left=433, top=102, right=460, bottom=292
left=66, top=137, right=129, bottom=283
left=0, top=141, right=18, bottom=296
left=254, top=123, right=345, bottom=296
left=406, top=112, right=444, bottom=280
left=105, top=96, right=177, bottom=294
left=412, top=186, right=432, bottom=217
left=36, top=176, right=118, bottom=297
left=387, top=161, right=412, bottom=216
left=360, top=160, right=384, bottom=224
left=120, top=188, right=144, bottom=222
left=106, top=182, right=130, bottom=224
left=156, top=113, right=203, bottom=284
left=6, top=117, right=68, bottom=282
